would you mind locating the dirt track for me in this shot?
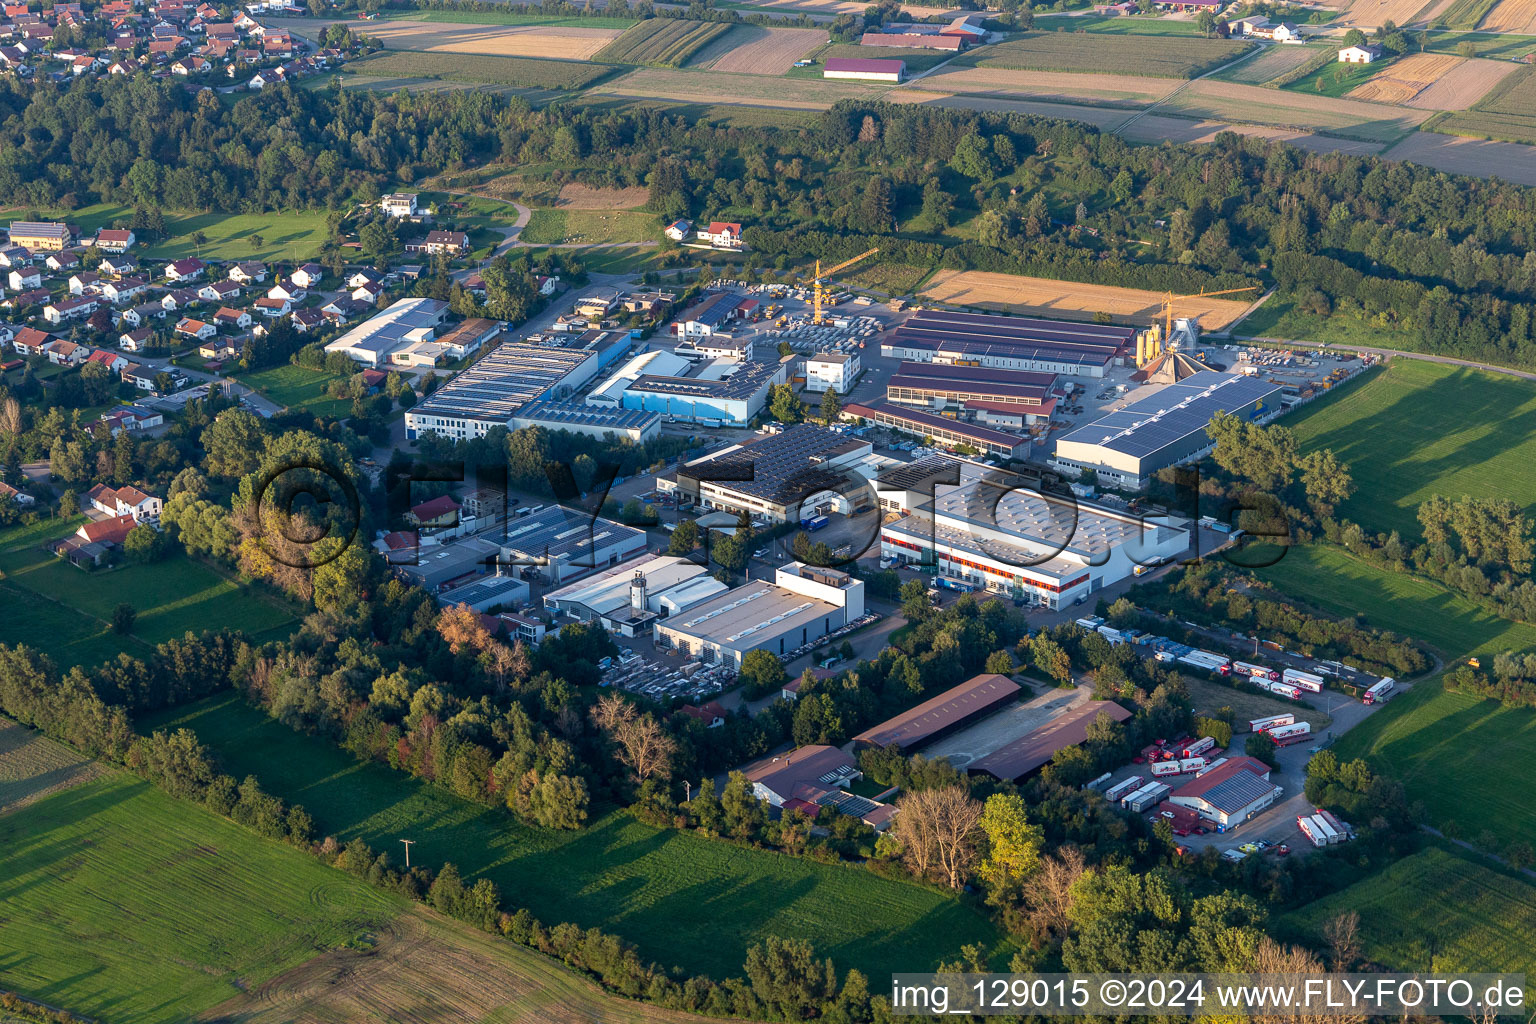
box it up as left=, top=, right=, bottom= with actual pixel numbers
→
left=360, top=20, right=622, bottom=60
left=921, top=269, right=1253, bottom=328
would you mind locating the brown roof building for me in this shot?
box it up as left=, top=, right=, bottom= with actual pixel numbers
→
left=968, top=700, right=1133, bottom=782
left=853, top=673, right=1021, bottom=751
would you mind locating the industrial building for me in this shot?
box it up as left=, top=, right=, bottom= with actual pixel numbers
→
left=435, top=572, right=531, bottom=613
left=882, top=310, right=1133, bottom=377
left=661, top=423, right=874, bottom=522
left=877, top=459, right=1189, bottom=607
left=1052, top=370, right=1284, bottom=489
left=509, top=401, right=660, bottom=443
left=8, top=221, right=71, bottom=250
left=806, top=352, right=860, bottom=394
left=842, top=401, right=1031, bottom=460
left=676, top=291, right=748, bottom=337
left=405, top=334, right=628, bottom=440
left=743, top=744, right=895, bottom=829
left=887, top=362, right=1056, bottom=422
left=542, top=553, right=728, bottom=635
left=853, top=673, right=1022, bottom=751
left=324, top=298, right=450, bottom=367
left=621, top=358, right=786, bottom=427
left=497, top=503, right=647, bottom=585
left=1167, top=756, right=1282, bottom=827
left=654, top=562, right=865, bottom=668
left=585, top=349, right=692, bottom=408
left=968, top=701, right=1132, bottom=782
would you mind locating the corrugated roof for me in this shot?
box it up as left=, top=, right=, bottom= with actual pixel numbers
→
left=853, top=673, right=1022, bottom=749
left=969, top=700, right=1132, bottom=781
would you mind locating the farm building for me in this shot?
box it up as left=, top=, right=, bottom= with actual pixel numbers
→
left=1168, top=756, right=1282, bottom=827
left=655, top=563, right=865, bottom=669
left=1051, top=370, right=1284, bottom=489
left=860, top=32, right=963, bottom=50
left=877, top=459, right=1188, bottom=606
left=882, top=309, right=1131, bottom=377
left=824, top=56, right=905, bottom=82
left=887, top=361, right=1056, bottom=420
left=542, top=553, right=727, bottom=634
left=806, top=351, right=860, bottom=394
left=1339, top=43, right=1383, bottom=63
left=620, top=357, right=785, bottom=427
left=942, top=13, right=987, bottom=39
left=662, top=422, right=873, bottom=522
left=968, top=701, right=1133, bottom=782
left=841, top=400, right=1031, bottom=460
left=853, top=673, right=1022, bottom=751
left=7, top=221, right=71, bottom=250
left=1155, top=0, right=1221, bottom=10
left=742, top=744, right=895, bottom=829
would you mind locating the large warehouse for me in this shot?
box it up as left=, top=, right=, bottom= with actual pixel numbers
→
left=968, top=700, right=1132, bottom=782
left=878, top=460, right=1189, bottom=607
left=509, top=401, right=660, bottom=443
left=663, top=423, right=875, bottom=523
left=497, top=503, right=647, bottom=584
left=887, top=362, right=1056, bottom=420
left=324, top=298, right=449, bottom=367
left=882, top=310, right=1134, bottom=377
left=654, top=562, right=865, bottom=668
left=1168, top=756, right=1282, bottom=827
left=585, top=349, right=692, bottom=408
left=842, top=401, right=1030, bottom=460
left=621, top=358, right=785, bottom=426
left=853, top=673, right=1022, bottom=751
left=1052, top=370, right=1284, bottom=489
left=542, top=553, right=727, bottom=635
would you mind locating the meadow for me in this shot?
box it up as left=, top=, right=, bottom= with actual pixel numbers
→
left=140, top=693, right=1009, bottom=981
left=1, top=206, right=329, bottom=262
left=1283, top=846, right=1536, bottom=977
left=519, top=208, right=659, bottom=245
left=1282, top=54, right=1389, bottom=98
left=953, top=31, right=1253, bottom=78
left=235, top=363, right=352, bottom=417
left=594, top=19, right=735, bottom=67
left=845, top=262, right=935, bottom=296
left=342, top=50, right=613, bottom=89
left=1282, top=359, right=1536, bottom=538
left=1211, top=43, right=1325, bottom=86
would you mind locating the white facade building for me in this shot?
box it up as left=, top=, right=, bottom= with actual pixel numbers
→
left=805, top=351, right=860, bottom=393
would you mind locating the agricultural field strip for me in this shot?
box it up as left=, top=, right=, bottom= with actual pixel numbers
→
left=587, top=66, right=894, bottom=109
left=1346, top=53, right=1463, bottom=104
left=595, top=20, right=734, bottom=67
left=361, top=20, right=623, bottom=60
left=911, top=67, right=1181, bottom=107
left=1384, top=132, right=1536, bottom=185
left=1477, top=0, right=1536, bottom=33
left=694, top=25, right=827, bottom=74
left=921, top=270, right=1253, bottom=328
left=0, top=718, right=106, bottom=814
left=344, top=51, right=610, bottom=89
left=1403, top=57, right=1518, bottom=109
left=953, top=32, right=1253, bottom=79
left=1162, top=80, right=1433, bottom=141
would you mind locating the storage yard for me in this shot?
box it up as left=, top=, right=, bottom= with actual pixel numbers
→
left=920, top=270, right=1252, bottom=329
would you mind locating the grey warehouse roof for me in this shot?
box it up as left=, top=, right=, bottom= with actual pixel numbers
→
left=628, top=359, right=780, bottom=400
left=500, top=503, right=644, bottom=564
left=1056, top=371, right=1284, bottom=460
left=414, top=342, right=594, bottom=423
left=515, top=400, right=660, bottom=433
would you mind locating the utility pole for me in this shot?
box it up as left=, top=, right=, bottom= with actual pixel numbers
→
left=400, top=838, right=415, bottom=869
left=684, top=780, right=692, bottom=802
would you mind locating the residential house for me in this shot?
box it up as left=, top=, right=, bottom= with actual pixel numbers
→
left=1339, top=43, right=1383, bottom=62
left=43, top=297, right=98, bottom=325
left=11, top=326, right=52, bottom=356
left=98, top=405, right=164, bottom=436
left=85, top=348, right=128, bottom=374
left=380, top=193, right=418, bottom=218
left=174, top=316, right=216, bottom=341
left=118, top=327, right=153, bottom=351
left=676, top=702, right=727, bottom=728
left=197, top=335, right=242, bottom=359
left=7, top=267, right=41, bottom=291
left=290, top=307, right=324, bottom=332
left=45, top=250, right=80, bottom=272
left=164, top=257, right=205, bottom=282
left=695, top=221, right=743, bottom=249
left=407, top=229, right=469, bottom=256
left=663, top=218, right=692, bottom=242
left=406, top=494, right=461, bottom=528
left=320, top=296, right=367, bottom=322
left=98, top=255, right=138, bottom=277
left=347, top=269, right=383, bottom=290
left=351, top=281, right=384, bottom=304
left=68, top=271, right=102, bottom=295
left=45, top=339, right=90, bottom=365
left=198, top=279, right=240, bottom=302
left=229, top=260, right=267, bottom=283
left=291, top=263, right=323, bottom=289
left=253, top=296, right=291, bottom=317
left=0, top=480, right=34, bottom=506
left=267, top=277, right=305, bottom=302
left=8, top=288, right=51, bottom=311
left=121, top=301, right=166, bottom=328
left=86, top=482, right=163, bottom=520
left=212, top=306, right=251, bottom=329
left=160, top=288, right=200, bottom=310
left=0, top=244, right=31, bottom=267
left=94, top=228, right=136, bottom=253
left=101, top=276, right=147, bottom=304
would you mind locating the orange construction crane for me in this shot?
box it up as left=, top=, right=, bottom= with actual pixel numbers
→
left=811, top=247, right=878, bottom=324
left=1160, top=286, right=1258, bottom=341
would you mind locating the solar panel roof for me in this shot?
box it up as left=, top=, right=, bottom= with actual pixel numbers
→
left=1196, top=770, right=1276, bottom=813
left=1056, top=371, right=1283, bottom=459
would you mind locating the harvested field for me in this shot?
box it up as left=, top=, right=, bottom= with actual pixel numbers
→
left=1336, top=0, right=1437, bottom=29
left=1405, top=56, right=1516, bottom=108
left=912, top=66, right=1181, bottom=106
left=198, top=905, right=714, bottom=1024
left=1346, top=53, right=1460, bottom=103
left=555, top=183, right=649, bottom=209
left=953, top=31, right=1253, bottom=78
left=1431, top=66, right=1536, bottom=144
left=1118, top=114, right=1323, bottom=145
left=1161, top=80, right=1433, bottom=142
left=595, top=19, right=734, bottom=66
left=1215, top=43, right=1322, bottom=84
left=736, top=0, right=954, bottom=14
left=364, top=19, right=622, bottom=60
left=692, top=25, right=826, bottom=73
left=0, top=718, right=105, bottom=814
left=588, top=66, right=892, bottom=108
left=1478, top=0, right=1536, bottom=32
left=920, top=270, right=1253, bottom=328
left=891, top=90, right=1135, bottom=130
left=343, top=51, right=611, bottom=89
left=1385, top=131, right=1536, bottom=184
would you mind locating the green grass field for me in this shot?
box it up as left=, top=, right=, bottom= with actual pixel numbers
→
left=1236, top=299, right=1407, bottom=350
left=1055, top=14, right=1208, bottom=35
left=141, top=693, right=1009, bottom=981
left=845, top=262, right=936, bottom=296
left=0, top=207, right=330, bottom=262
left=953, top=30, right=1251, bottom=78
left=1210, top=43, right=1326, bottom=85
left=1281, top=54, right=1386, bottom=97
left=1435, top=0, right=1500, bottom=30
left=1251, top=544, right=1536, bottom=660
left=519, top=209, right=658, bottom=245
left=0, top=518, right=299, bottom=657
left=1283, top=846, right=1536, bottom=978
left=594, top=19, right=734, bottom=67
left=235, top=364, right=351, bottom=417
left=789, top=43, right=956, bottom=77
left=0, top=771, right=401, bottom=1022
left=1282, top=359, right=1536, bottom=539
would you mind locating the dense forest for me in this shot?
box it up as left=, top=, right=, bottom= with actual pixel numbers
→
left=4, top=74, right=1536, bottom=363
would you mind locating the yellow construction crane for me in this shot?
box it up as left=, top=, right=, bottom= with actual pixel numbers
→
left=811, top=248, right=878, bottom=324
left=1160, top=286, right=1258, bottom=341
